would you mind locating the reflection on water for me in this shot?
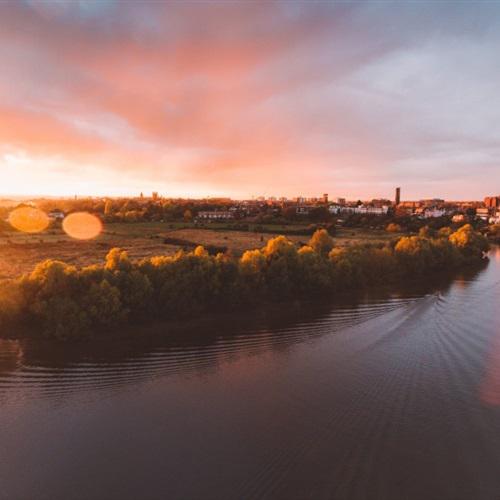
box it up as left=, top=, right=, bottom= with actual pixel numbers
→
left=0, top=249, right=499, bottom=500
left=0, top=295, right=425, bottom=403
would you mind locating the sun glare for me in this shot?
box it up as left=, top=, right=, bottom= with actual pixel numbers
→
left=62, top=212, right=102, bottom=240
left=8, top=207, right=50, bottom=233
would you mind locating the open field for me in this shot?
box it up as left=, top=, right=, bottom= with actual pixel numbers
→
left=0, top=222, right=395, bottom=279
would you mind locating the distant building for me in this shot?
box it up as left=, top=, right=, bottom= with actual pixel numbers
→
left=322, top=193, right=328, bottom=204
left=296, top=206, right=312, bottom=215
left=476, top=207, right=491, bottom=221
left=395, top=187, right=401, bottom=206
left=399, top=201, right=419, bottom=209
left=397, top=206, right=414, bottom=216
left=334, top=205, right=389, bottom=215
left=452, top=214, right=466, bottom=223
left=372, top=198, right=392, bottom=208
left=484, top=196, right=500, bottom=208
left=197, top=210, right=234, bottom=220
left=491, top=210, right=500, bottom=224
left=420, top=198, right=445, bottom=207
left=423, top=208, right=446, bottom=218
left=48, top=209, right=65, bottom=221
left=339, top=206, right=357, bottom=214
left=354, top=205, right=389, bottom=215
left=335, top=197, right=346, bottom=205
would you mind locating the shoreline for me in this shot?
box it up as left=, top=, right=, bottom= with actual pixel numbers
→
left=2, top=254, right=489, bottom=343
left=0, top=226, right=490, bottom=340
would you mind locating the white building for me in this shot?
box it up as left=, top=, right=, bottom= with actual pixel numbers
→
left=48, top=209, right=65, bottom=221
left=330, top=205, right=389, bottom=216
left=197, top=211, right=234, bottom=220
left=452, top=214, right=466, bottom=223
left=328, top=204, right=342, bottom=214
left=489, top=211, right=500, bottom=224
left=476, top=208, right=490, bottom=221
left=354, top=205, right=389, bottom=215
left=424, top=208, right=446, bottom=218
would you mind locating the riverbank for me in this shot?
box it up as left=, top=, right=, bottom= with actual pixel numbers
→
left=0, top=252, right=490, bottom=350
left=0, top=225, right=490, bottom=340
left=0, top=223, right=393, bottom=279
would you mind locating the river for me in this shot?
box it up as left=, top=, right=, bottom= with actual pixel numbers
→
left=1, top=248, right=500, bottom=499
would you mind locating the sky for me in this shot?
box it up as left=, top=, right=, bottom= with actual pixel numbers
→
left=0, top=1, right=499, bottom=201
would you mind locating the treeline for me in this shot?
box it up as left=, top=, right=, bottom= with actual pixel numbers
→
left=35, top=198, right=235, bottom=223
left=344, top=212, right=453, bottom=231
left=345, top=212, right=486, bottom=233
left=0, top=225, right=489, bottom=339
left=33, top=197, right=338, bottom=225
left=195, top=222, right=336, bottom=236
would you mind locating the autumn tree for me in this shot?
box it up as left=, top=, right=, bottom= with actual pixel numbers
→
left=449, top=224, right=489, bottom=257
left=308, top=229, right=334, bottom=257
left=183, top=209, right=193, bottom=222
left=104, top=200, right=114, bottom=216
left=386, top=223, right=402, bottom=233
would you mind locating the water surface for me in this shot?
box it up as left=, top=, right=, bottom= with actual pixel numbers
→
left=1, top=249, right=500, bottom=499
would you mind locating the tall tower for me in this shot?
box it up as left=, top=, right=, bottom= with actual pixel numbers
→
left=395, top=187, right=401, bottom=206
left=323, top=193, right=328, bottom=204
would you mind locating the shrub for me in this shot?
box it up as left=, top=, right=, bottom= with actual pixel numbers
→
left=386, top=223, right=402, bottom=233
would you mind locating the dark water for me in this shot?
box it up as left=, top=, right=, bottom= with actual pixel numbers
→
left=1, top=249, right=500, bottom=500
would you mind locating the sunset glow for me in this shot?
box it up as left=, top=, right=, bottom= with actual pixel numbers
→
left=1, top=1, right=499, bottom=199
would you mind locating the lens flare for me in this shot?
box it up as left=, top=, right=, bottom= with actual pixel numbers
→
left=8, top=207, right=50, bottom=233
left=63, top=212, right=102, bottom=240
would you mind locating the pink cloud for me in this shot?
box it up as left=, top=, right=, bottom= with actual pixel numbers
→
left=0, top=1, right=499, bottom=199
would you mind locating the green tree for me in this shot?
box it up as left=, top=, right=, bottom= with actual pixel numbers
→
left=297, top=245, right=333, bottom=293
left=83, top=279, right=125, bottom=328
left=32, top=296, right=88, bottom=339
left=261, top=236, right=299, bottom=297
left=0, top=281, right=25, bottom=330
left=104, top=249, right=152, bottom=320
left=239, top=249, right=267, bottom=298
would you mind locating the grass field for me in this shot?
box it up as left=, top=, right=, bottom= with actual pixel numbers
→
left=0, top=222, right=396, bottom=279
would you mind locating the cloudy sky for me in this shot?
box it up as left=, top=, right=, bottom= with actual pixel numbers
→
left=0, top=0, right=499, bottom=200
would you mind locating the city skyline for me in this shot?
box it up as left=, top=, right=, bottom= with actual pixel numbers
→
left=1, top=189, right=495, bottom=204
left=1, top=1, right=499, bottom=199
